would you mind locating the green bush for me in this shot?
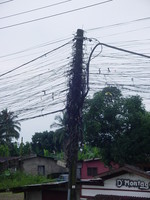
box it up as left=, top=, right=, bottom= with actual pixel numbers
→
left=0, top=170, right=53, bottom=190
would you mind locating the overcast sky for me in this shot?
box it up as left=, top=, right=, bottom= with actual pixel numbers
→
left=0, top=0, right=150, bottom=142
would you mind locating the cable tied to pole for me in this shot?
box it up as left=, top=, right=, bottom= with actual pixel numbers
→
left=85, top=37, right=150, bottom=98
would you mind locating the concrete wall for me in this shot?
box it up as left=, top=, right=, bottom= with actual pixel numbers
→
left=24, top=187, right=81, bottom=200
left=25, top=191, right=42, bottom=200
left=22, top=156, right=67, bottom=176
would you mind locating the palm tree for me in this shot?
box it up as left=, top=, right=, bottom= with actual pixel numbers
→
left=50, top=113, right=68, bottom=153
left=0, top=109, right=21, bottom=145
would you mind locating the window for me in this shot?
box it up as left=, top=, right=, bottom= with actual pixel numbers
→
left=38, top=165, right=45, bottom=175
left=87, top=167, right=97, bottom=176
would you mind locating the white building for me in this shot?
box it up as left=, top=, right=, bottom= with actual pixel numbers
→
left=81, top=165, right=150, bottom=200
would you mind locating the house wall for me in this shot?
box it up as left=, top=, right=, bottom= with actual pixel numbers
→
left=42, top=190, right=67, bottom=200
left=81, top=160, right=110, bottom=179
left=81, top=173, right=150, bottom=199
left=25, top=191, right=42, bottom=200
left=23, top=187, right=81, bottom=200
left=22, top=157, right=67, bottom=176
left=0, top=157, right=20, bottom=173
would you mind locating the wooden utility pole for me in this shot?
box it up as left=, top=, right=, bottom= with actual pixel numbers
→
left=66, top=29, right=85, bottom=200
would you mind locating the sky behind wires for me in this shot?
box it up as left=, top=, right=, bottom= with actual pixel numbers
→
left=0, top=0, right=150, bottom=142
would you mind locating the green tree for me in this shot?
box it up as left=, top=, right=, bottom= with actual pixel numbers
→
left=31, top=114, right=67, bottom=157
left=31, top=131, right=55, bottom=155
left=0, top=109, right=21, bottom=146
left=112, top=107, right=150, bottom=165
left=83, top=86, right=150, bottom=165
left=9, top=142, right=20, bottom=156
left=78, top=144, right=101, bottom=161
left=0, top=144, right=9, bottom=157
left=50, top=113, right=67, bottom=152
left=19, top=141, right=32, bottom=156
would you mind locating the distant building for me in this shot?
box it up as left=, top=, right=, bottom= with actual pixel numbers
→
left=0, top=155, right=68, bottom=177
left=20, top=155, right=68, bottom=176
left=78, top=158, right=119, bottom=180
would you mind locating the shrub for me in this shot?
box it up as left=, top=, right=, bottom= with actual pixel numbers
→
left=0, top=170, right=53, bottom=190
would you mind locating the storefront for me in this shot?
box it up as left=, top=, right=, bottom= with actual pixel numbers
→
left=80, top=165, right=150, bottom=200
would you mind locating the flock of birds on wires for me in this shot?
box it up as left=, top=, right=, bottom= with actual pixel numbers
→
left=0, top=0, right=150, bottom=122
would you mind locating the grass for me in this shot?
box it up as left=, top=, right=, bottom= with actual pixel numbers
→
left=0, top=192, right=24, bottom=200
left=0, top=171, right=53, bottom=191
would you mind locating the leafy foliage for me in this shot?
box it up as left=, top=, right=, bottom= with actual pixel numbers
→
left=31, top=131, right=55, bottom=155
left=31, top=114, right=67, bottom=156
left=19, top=142, right=32, bottom=156
left=0, top=145, right=9, bottom=157
left=0, top=171, right=52, bottom=190
left=83, top=86, right=150, bottom=165
left=50, top=113, right=68, bottom=152
left=0, top=109, right=22, bottom=157
left=0, top=109, right=21, bottom=146
left=78, top=144, right=101, bottom=160
left=112, top=112, right=150, bottom=164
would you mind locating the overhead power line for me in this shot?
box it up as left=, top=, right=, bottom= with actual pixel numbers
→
left=19, top=109, right=65, bottom=122
left=100, top=42, right=150, bottom=59
left=0, top=0, right=72, bottom=20
left=0, top=36, right=72, bottom=59
left=0, top=0, right=13, bottom=4
left=0, top=34, right=150, bottom=122
left=86, top=16, right=150, bottom=32
left=87, top=38, right=150, bottom=58
left=0, top=39, right=71, bottom=120
left=0, top=40, right=72, bottom=78
left=0, top=0, right=113, bottom=30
